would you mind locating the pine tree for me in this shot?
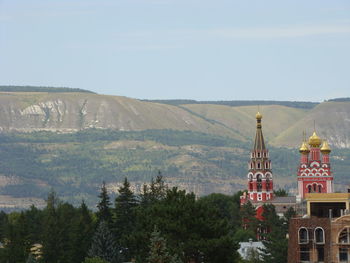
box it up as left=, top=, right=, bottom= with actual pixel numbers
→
left=96, top=182, right=112, bottom=226
left=71, top=201, right=95, bottom=263
left=114, top=177, right=138, bottom=259
left=146, top=226, right=181, bottom=263
left=140, top=172, right=167, bottom=205
left=88, top=221, right=119, bottom=263
left=259, top=204, right=288, bottom=263
left=240, top=201, right=259, bottom=235
left=42, top=190, right=61, bottom=263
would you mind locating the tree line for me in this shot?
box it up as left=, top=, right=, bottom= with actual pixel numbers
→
left=0, top=175, right=293, bottom=263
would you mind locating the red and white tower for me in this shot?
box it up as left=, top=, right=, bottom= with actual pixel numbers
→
left=297, top=131, right=333, bottom=200
left=241, top=112, right=274, bottom=204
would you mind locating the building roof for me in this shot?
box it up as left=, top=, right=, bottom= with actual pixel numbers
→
left=253, top=113, right=266, bottom=151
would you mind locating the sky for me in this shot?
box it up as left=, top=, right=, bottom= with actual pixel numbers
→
left=0, top=0, right=350, bottom=101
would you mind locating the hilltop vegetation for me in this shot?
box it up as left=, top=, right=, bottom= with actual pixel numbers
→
left=144, top=99, right=318, bottom=109
left=0, top=85, right=95, bottom=93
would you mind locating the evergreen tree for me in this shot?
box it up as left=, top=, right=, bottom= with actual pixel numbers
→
left=259, top=204, right=287, bottom=263
left=71, top=201, right=95, bottom=263
left=42, top=190, right=61, bottom=263
left=146, top=226, right=181, bottom=263
left=2, top=212, right=29, bottom=262
left=240, top=201, right=259, bottom=236
left=114, top=177, right=138, bottom=259
left=96, top=182, right=112, bottom=226
left=88, top=221, right=119, bottom=263
left=140, top=172, right=167, bottom=205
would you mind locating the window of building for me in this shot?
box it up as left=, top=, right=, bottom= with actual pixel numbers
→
left=256, top=175, right=262, bottom=192
left=313, top=184, right=317, bottom=192
left=318, top=185, right=322, bottom=193
left=317, top=247, right=324, bottom=262
left=257, top=152, right=260, bottom=158
left=308, top=185, right=312, bottom=193
left=339, top=248, right=348, bottom=262
left=299, top=228, right=309, bottom=244
left=300, top=246, right=310, bottom=261
left=257, top=162, right=261, bottom=169
left=315, top=228, right=325, bottom=244
left=266, top=179, right=270, bottom=192
left=339, top=228, right=350, bottom=244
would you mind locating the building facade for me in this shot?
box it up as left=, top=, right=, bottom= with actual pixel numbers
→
left=288, top=193, right=350, bottom=263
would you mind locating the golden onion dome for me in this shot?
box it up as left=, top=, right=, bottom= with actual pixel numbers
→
left=321, top=140, right=331, bottom=154
left=299, top=141, right=310, bottom=154
left=256, top=111, right=262, bottom=120
left=308, top=131, right=322, bottom=147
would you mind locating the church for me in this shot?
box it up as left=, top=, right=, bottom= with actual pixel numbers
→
left=240, top=112, right=296, bottom=220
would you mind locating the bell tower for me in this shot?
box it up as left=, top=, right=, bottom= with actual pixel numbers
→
left=297, top=131, right=333, bottom=200
left=241, top=112, right=274, bottom=204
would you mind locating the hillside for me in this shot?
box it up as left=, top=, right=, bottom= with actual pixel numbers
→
left=0, top=91, right=350, bottom=209
left=271, top=102, right=350, bottom=148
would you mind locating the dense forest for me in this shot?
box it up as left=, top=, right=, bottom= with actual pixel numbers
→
left=0, top=175, right=293, bottom=263
left=0, top=86, right=95, bottom=93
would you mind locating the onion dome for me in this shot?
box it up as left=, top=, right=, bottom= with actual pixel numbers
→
left=308, top=131, right=322, bottom=147
left=321, top=140, right=331, bottom=154
left=299, top=141, right=310, bottom=154
left=256, top=111, right=262, bottom=120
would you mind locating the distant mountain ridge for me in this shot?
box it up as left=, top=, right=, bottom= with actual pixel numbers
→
left=0, top=90, right=349, bottom=148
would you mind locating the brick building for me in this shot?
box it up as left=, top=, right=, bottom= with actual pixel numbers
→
left=288, top=193, right=350, bottom=263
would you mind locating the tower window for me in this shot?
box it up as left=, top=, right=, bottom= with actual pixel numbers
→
left=313, top=184, right=317, bottom=192
left=308, top=185, right=312, bottom=193
left=318, top=185, right=322, bottom=193
left=257, top=162, right=261, bottom=169
left=256, top=175, right=262, bottom=192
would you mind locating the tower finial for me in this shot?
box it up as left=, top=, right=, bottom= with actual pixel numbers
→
left=314, top=120, right=316, bottom=132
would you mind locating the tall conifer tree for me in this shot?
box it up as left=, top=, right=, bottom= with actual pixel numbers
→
left=96, top=182, right=112, bottom=225
left=114, top=177, right=138, bottom=259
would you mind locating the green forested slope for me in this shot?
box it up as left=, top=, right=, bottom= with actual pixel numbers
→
left=0, top=129, right=349, bottom=208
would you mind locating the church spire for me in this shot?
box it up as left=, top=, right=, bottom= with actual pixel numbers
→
left=241, top=111, right=274, bottom=204
left=253, top=111, right=266, bottom=151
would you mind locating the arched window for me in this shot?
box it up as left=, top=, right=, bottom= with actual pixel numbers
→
left=313, top=184, right=317, bottom=192
left=248, top=174, right=253, bottom=191
left=257, top=174, right=262, bottom=192
left=257, top=162, right=261, bottom=169
left=299, top=227, right=308, bottom=244
left=308, top=185, right=312, bottom=193
left=339, top=227, right=350, bottom=244
left=315, top=227, right=325, bottom=244
left=318, top=185, right=322, bottom=193
left=266, top=178, right=270, bottom=192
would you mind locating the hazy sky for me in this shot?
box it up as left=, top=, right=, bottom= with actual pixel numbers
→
left=1, top=0, right=349, bottom=101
